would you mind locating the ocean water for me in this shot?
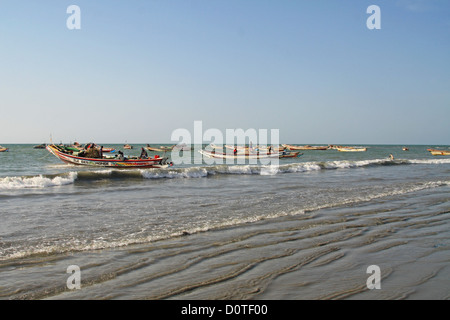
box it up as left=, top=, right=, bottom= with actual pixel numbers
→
left=0, top=144, right=449, bottom=300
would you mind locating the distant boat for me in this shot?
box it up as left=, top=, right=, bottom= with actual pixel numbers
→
left=282, top=144, right=329, bottom=151
left=199, top=149, right=280, bottom=160
left=145, top=144, right=173, bottom=152
left=427, top=148, right=450, bottom=156
left=336, top=147, right=367, bottom=152
left=279, top=151, right=302, bottom=158
left=33, top=144, right=47, bottom=149
left=223, top=145, right=286, bottom=153
left=145, top=146, right=168, bottom=152
left=101, top=147, right=116, bottom=153
left=0, top=146, right=8, bottom=152
left=402, top=147, right=409, bottom=151
left=124, top=144, right=133, bottom=149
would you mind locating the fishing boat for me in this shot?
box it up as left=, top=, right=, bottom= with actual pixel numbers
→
left=279, top=151, right=302, bottom=158
left=46, top=144, right=170, bottom=168
left=33, top=144, right=47, bottom=149
left=336, top=147, right=367, bottom=152
left=0, top=146, right=8, bottom=152
left=199, top=149, right=281, bottom=160
left=124, top=144, right=133, bottom=149
left=282, top=144, right=329, bottom=151
left=427, top=148, right=450, bottom=156
left=145, top=145, right=169, bottom=152
left=223, top=145, right=284, bottom=153
left=402, top=147, right=409, bottom=151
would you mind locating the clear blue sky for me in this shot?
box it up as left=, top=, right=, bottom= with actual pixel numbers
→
left=1, top=0, right=449, bottom=144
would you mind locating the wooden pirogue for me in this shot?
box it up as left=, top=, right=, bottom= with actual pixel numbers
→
left=427, top=148, right=450, bottom=156
left=46, top=144, right=170, bottom=168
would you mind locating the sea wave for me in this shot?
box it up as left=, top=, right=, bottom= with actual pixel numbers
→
left=0, top=172, right=78, bottom=190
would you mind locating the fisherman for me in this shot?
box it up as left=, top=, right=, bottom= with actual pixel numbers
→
left=233, top=147, right=237, bottom=155
left=118, top=150, right=124, bottom=160
left=100, top=146, right=103, bottom=159
left=140, top=147, right=148, bottom=159
left=389, top=154, right=394, bottom=160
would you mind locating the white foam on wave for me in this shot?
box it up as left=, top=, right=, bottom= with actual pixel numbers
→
left=0, top=172, right=78, bottom=190
left=226, top=165, right=255, bottom=174
left=278, top=158, right=397, bottom=173
left=91, top=169, right=114, bottom=175
left=406, top=158, right=450, bottom=164
left=137, top=158, right=400, bottom=179
left=140, top=167, right=209, bottom=179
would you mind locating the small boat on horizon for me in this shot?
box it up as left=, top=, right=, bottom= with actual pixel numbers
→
left=336, top=146, right=367, bottom=152
left=0, top=146, right=8, bottom=152
left=124, top=144, right=133, bottom=149
left=101, top=147, right=116, bottom=153
left=282, top=144, right=329, bottom=151
left=145, top=144, right=173, bottom=152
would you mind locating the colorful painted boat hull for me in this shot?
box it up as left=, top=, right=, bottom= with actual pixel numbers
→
left=47, top=145, right=168, bottom=168
left=279, top=152, right=302, bottom=158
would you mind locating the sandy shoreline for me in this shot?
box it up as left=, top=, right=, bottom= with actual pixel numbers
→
left=2, top=185, right=448, bottom=300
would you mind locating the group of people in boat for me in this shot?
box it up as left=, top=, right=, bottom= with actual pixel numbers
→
left=74, top=143, right=151, bottom=161
left=77, top=143, right=103, bottom=158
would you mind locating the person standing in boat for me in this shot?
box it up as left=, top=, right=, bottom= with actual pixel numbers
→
left=140, top=147, right=148, bottom=159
